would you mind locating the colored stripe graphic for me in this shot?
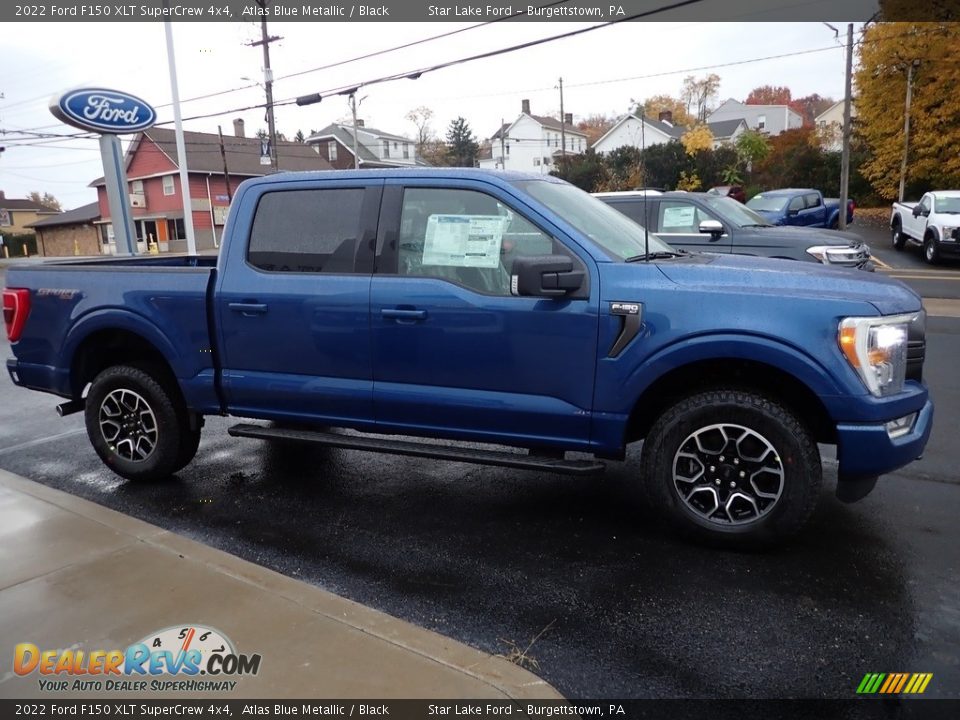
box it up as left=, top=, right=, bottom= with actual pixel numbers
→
left=856, top=673, right=932, bottom=694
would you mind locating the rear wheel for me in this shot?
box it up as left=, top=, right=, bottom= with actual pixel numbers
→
left=924, top=235, right=940, bottom=264
left=891, top=221, right=906, bottom=250
left=640, top=389, right=821, bottom=546
left=84, top=365, right=188, bottom=481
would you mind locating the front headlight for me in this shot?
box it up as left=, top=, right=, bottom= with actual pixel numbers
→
left=838, top=314, right=916, bottom=397
left=806, top=245, right=864, bottom=264
left=941, top=226, right=958, bottom=241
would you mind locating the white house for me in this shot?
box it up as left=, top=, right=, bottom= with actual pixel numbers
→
left=708, top=99, right=803, bottom=136
left=592, top=112, right=748, bottom=154
left=477, top=99, right=588, bottom=174
left=306, top=121, right=419, bottom=168
left=814, top=100, right=857, bottom=152
left=591, top=113, right=685, bottom=154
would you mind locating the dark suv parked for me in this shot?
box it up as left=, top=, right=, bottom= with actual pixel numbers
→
left=595, top=191, right=872, bottom=270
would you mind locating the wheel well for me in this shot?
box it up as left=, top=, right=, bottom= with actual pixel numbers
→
left=891, top=214, right=901, bottom=228
left=625, top=358, right=836, bottom=445
left=70, top=329, right=178, bottom=400
left=924, top=228, right=937, bottom=241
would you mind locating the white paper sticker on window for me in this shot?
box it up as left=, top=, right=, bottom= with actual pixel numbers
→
left=662, top=206, right=696, bottom=229
left=422, top=214, right=506, bottom=268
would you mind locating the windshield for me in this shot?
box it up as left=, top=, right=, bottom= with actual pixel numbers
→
left=747, top=194, right=789, bottom=213
left=701, top=195, right=772, bottom=227
left=513, top=180, right=674, bottom=260
left=935, top=196, right=960, bottom=213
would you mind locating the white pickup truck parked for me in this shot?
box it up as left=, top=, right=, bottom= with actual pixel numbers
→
left=890, top=190, right=960, bottom=264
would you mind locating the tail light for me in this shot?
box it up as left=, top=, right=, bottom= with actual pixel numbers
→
left=2, top=289, right=31, bottom=343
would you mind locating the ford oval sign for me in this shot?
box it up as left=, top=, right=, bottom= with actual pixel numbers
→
left=49, top=88, right=156, bottom=134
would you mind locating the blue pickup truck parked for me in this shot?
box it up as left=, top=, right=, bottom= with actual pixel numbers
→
left=3, top=169, right=932, bottom=545
left=747, top=188, right=855, bottom=229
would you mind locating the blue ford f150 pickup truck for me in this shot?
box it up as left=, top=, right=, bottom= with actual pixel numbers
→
left=3, top=169, right=933, bottom=544
left=747, top=188, right=855, bottom=229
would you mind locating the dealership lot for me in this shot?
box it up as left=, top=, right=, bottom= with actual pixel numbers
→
left=1, top=249, right=958, bottom=699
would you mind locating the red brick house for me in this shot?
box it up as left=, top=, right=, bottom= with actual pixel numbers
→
left=91, top=123, right=333, bottom=253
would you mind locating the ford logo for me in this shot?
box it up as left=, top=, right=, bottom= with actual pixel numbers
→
left=49, top=88, right=156, bottom=134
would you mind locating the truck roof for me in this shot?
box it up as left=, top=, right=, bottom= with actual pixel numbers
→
left=240, top=167, right=565, bottom=187
left=753, top=188, right=819, bottom=196
left=930, top=190, right=960, bottom=198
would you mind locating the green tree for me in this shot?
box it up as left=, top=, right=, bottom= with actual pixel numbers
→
left=552, top=149, right=607, bottom=192
left=445, top=117, right=480, bottom=167
left=27, top=191, right=62, bottom=211
left=294, top=130, right=306, bottom=143
left=639, top=141, right=690, bottom=190
left=855, top=22, right=960, bottom=199
left=735, top=129, right=771, bottom=170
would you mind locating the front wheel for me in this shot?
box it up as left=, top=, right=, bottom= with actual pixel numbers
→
left=84, top=365, right=189, bottom=481
left=924, top=236, right=940, bottom=264
left=640, top=389, right=821, bottom=546
left=891, top=223, right=906, bottom=250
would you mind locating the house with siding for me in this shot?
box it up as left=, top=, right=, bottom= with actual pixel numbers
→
left=306, top=121, right=419, bottom=169
left=708, top=99, right=803, bottom=136
left=592, top=112, right=748, bottom=154
left=0, top=192, right=61, bottom=235
left=25, top=202, right=100, bottom=257
left=477, top=99, right=587, bottom=173
left=90, top=120, right=333, bottom=254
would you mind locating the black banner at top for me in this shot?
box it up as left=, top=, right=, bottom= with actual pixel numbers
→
left=4, top=0, right=959, bottom=23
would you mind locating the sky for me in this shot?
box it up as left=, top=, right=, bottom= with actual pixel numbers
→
left=0, top=20, right=862, bottom=210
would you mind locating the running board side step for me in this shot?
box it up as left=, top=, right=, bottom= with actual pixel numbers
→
left=228, top=424, right=605, bottom=475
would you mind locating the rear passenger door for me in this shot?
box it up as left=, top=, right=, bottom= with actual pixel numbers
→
left=216, top=179, right=381, bottom=426
left=800, top=192, right=826, bottom=226
left=368, top=180, right=599, bottom=448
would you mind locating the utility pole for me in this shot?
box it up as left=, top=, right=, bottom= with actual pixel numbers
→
left=349, top=93, right=360, bottom=170
left=217, top=126, right=233, bottom=202
left=163, top=15, right=197, bottom=255
left=898, top=59, right=920, bottom=203
left=838, top=22, right=853, bottom=230
left=558, top=77, right=566, bottom=176
left=499, top=116, right=506, bottom=170
left=248, top=0, right=281, bottom=172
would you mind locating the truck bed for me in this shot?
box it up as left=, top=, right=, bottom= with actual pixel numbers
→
left=5, top=256, right=218, bottom=407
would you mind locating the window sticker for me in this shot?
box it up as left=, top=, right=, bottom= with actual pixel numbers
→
left=662, top=205, right=696, bottom=229
left=422, top=214, right=507, bottom=268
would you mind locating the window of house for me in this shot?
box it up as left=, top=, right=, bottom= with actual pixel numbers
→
left=757, top=115, right=767, bottom=131
left=395, top=187, right=563, bottom=296
left=403, top=143, right=409, bottom=159
left=248, top=188, right=365, bottom=273
left=100, top=224, right=114, bottom=245
left=506, top=144, right=510, bottom=156
left=534, top=158, right=541, bottom=166
left=382, top=140, right=390, bottom=158
left=130, top=180, right=144, bottom=195
left=162, top=175, right=175, bottom=196
left=328, top=143, right=338, bottom=162
left=167, top=218, right=186, bottom=240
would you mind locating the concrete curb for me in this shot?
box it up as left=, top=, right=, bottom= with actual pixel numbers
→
left=0, top=469, right=562, bottom=700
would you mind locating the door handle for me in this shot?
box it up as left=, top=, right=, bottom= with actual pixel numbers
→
left=381, top=308, right=427, bottom=322
left=229, top=302, right=268, bottom=316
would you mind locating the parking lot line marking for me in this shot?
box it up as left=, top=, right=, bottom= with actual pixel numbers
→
left=0, top=428, right=85, bottom=456
left=923, top=299, right=960, bottom=318
left=887, top=274, right=960, bottom=281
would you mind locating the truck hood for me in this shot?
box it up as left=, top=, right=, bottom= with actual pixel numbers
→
left=654, top=253, right=921, bottom=315
left=737, top=225, right=864, bottom=248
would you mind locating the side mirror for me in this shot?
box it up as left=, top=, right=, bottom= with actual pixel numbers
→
left=698, top=219, right=724, bottom=237
left=511, top=255, right=584, bottom=298
left=787, top=207, right=800, bottom=216
left=912, top=206, right=922, bottom=218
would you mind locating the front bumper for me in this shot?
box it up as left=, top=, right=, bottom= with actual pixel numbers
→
left=835, top=398, right=934, bottom=484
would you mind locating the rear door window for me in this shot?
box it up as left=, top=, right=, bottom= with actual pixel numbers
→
left=248, top=188, right=366, bottom=273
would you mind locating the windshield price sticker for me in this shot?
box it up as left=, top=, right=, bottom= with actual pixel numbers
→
left=422, top=214, right=507, bottom=269
left=662, top=206, right=696, bottom=229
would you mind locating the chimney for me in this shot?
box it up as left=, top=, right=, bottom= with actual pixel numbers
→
left=356, top=119, right=365, bottom=128
left=233, top=118, right=245, bottom=137
left=564, top=113, right=573, bottom=125
left=521, top=99, right=530, bottom=115
left=658, top=110, right=673, bottom=125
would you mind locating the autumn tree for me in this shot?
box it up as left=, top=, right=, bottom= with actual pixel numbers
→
left=791, top=94, right=836, bottom=127
left=681, top=74, right=721, bottom=123
left=634, top=95, right=694, bottom=127
left=681, top=125, right=714, bottom=155
left=745, top=85, right=792, bottom=105
left=445, top=117, right=480, bottom=167
left=405, top=106, right=435, bottom=151
left=855, top=22, right=960, bottom=199
left=28, top=191, right=61, bottom=211
left=576, top=113, right=617, bottom=146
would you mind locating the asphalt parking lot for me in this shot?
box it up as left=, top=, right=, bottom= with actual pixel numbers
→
left=1, top=244, right=958, bottom=699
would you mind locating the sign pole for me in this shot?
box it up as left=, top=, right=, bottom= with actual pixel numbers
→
left=99, top=135, right=138, bottom=256
left=164, top=20, right=198, bottom=255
